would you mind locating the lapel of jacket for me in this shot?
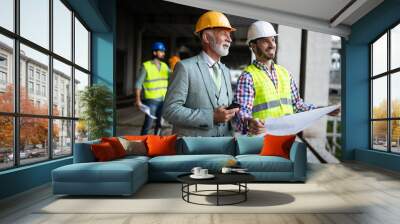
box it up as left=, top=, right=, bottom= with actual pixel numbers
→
left=220, top=63, right=232, bottom=101
left=196, top=55, right=217, bottom=108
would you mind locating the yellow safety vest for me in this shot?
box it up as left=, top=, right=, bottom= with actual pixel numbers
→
left=142, top=60, right=169, bottom=100
left=244, top=63, right=294, bottom=120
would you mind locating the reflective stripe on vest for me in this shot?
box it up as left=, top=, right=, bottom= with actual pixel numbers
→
left=252, top=98, right=292, bottom=113
left=244, top=63, right=294, bottom=120
left=142, top=61, right=169, bottom=100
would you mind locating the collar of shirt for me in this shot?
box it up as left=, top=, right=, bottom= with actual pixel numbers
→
left=252, top=59, right=275, bottom=74
left=201, top=51, right=221, bottom=68
left=252, top=59, right=278, bottom=88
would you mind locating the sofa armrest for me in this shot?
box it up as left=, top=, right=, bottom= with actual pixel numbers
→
left=289, top=141, right=307, bottom=181
left=73, top=140, right=100, bottom=163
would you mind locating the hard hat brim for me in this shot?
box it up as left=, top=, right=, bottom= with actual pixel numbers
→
left=195, top=26, right=236, bottom=34
left=246, top=33, right=279, bottom=45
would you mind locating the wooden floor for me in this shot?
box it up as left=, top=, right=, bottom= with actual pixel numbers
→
left=1, top=162, right=400, bottom=224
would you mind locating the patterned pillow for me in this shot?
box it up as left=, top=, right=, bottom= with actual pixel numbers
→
left=118, top=137, right=147, bottom=156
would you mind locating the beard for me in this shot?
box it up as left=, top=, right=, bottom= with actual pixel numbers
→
left=210, top=36, right=230, bottom=57
left=254, top=45, right=275, bottom=61
left=155, top=54, right=164, bottom=60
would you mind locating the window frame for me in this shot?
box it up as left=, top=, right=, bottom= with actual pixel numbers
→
left=370, top=20, right=400, bottom=154
left=0, top=0, right=92, bottom=171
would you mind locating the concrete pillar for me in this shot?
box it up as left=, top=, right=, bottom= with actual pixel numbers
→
left=303, top=31, right=338, bottom=162
left=135, top=28, right=143, bottom=81
left=124, top=17, right=135, bottom=96
left=276, top=25, right=302, bottom=86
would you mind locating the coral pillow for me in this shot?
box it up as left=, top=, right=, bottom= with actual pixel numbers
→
left=91, top=142, right=117, bottom=161
left=124, top=135, right=151, bottom=141
left=146, top=135, right=177, bottom=157
left=260, top=134, right=296, bottom=159
left=101, top=137, right=126, bottom=158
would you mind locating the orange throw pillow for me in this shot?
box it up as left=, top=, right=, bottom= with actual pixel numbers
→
left=260, top=134, right=296, bottom=159
left=124, top=135, right=151, bottom=141
left=146, top=135, right=177, bottom=157
left=91, top=142, right=117, bottom=161
left=101, top=137, right=126, bottom=158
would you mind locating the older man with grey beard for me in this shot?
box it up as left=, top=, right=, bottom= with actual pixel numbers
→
left=162, top=11, right=239, bottom=137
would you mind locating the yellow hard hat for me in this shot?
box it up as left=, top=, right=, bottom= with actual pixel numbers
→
left=195, top=11, right=236, bottom=33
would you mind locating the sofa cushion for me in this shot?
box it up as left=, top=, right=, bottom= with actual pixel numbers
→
left=53, top=159, right=147, bottom=183
left=117, top=155, right=150, bottom=160
left=236, top=155, right=293, bottom=172
left=179, top=137, right=235, bottom=155
left=236, top=136, right=264, bottom=155
left=148, top=154, right=235, bottom=172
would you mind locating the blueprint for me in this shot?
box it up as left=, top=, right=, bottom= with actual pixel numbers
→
left=139, top=104, right=157, bottom=119
left=263, top=105, right=340, bottom=136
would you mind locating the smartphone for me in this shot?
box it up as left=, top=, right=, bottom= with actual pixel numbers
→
left=226, top=102, right=240, bottom=110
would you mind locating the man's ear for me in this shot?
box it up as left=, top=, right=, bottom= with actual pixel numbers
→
left=249, top=42, right=256, bottom=52
left=202, top=31, right=210, bottom=44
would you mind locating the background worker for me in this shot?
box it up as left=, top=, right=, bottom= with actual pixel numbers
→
left=234, top=21, right=339, bottom=135
left=162, top=11, right=239, bottom=137
left=168, top=54, right=181, bottom=72
left=135, top=41, right=170, bottom=135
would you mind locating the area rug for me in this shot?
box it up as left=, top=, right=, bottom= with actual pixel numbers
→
left=37, top=183, right=361, bottom=214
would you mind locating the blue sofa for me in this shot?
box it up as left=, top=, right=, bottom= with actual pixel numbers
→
left=52, top=136, right=307, bottom=196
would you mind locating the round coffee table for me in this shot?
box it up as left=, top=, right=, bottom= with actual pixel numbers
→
left=177, top=172, right=255, bottom=206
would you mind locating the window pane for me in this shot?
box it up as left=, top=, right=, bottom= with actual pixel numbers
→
left=372, top=33, right=387, bottom=76
left=20, top=44, right=49, bottom=115
left=372, top=77, right=387, bottom=119
left=391, top=120, right=400, bottom=153
left=0, top=0, right=14, bottom=31
left=53, top=0, right=72, bottom=60
left=74, top=18, right=89, bottom=70
left=372, top=121, right=388, bottom=151
left=391, top=24, right=400, bottom=70
left=75, top=120, right=88, bottom=143
left=391, top=72, right=400, bottom=118
left=0, top=34, right=14, bottom=112
left=20, top=117, right=49, bottom=165
left=20, top=0, right=49, bottom=49
left=0, top=116, right=13, bottom=170
left=53, top=59, right=72, bottom=117
left=53, top=119, right=72, bottom=158
left=74, top=69, right=89, bottom=118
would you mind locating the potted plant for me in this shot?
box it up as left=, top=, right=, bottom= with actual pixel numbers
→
left=79, top=84, right=113, bottom=140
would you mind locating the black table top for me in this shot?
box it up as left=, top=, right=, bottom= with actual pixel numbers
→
left=177, top=172, right=255, bottom=185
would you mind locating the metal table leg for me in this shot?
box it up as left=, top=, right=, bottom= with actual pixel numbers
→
left=217, top=184, right=219, bottom=206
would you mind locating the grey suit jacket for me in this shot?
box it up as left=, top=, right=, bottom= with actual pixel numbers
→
left=162, top=54, right=234, bottom=137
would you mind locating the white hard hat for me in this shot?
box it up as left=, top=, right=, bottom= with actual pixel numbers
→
left=247, top=21, right=278, bottom=44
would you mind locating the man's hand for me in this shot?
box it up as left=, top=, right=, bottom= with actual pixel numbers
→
left=135, top=100, right=143, bottom=111
left=328, top=107, right=341, bottom=116
left=247, top=118, right=266, bottom=135
left=213, top=107, right=239, bottom=123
